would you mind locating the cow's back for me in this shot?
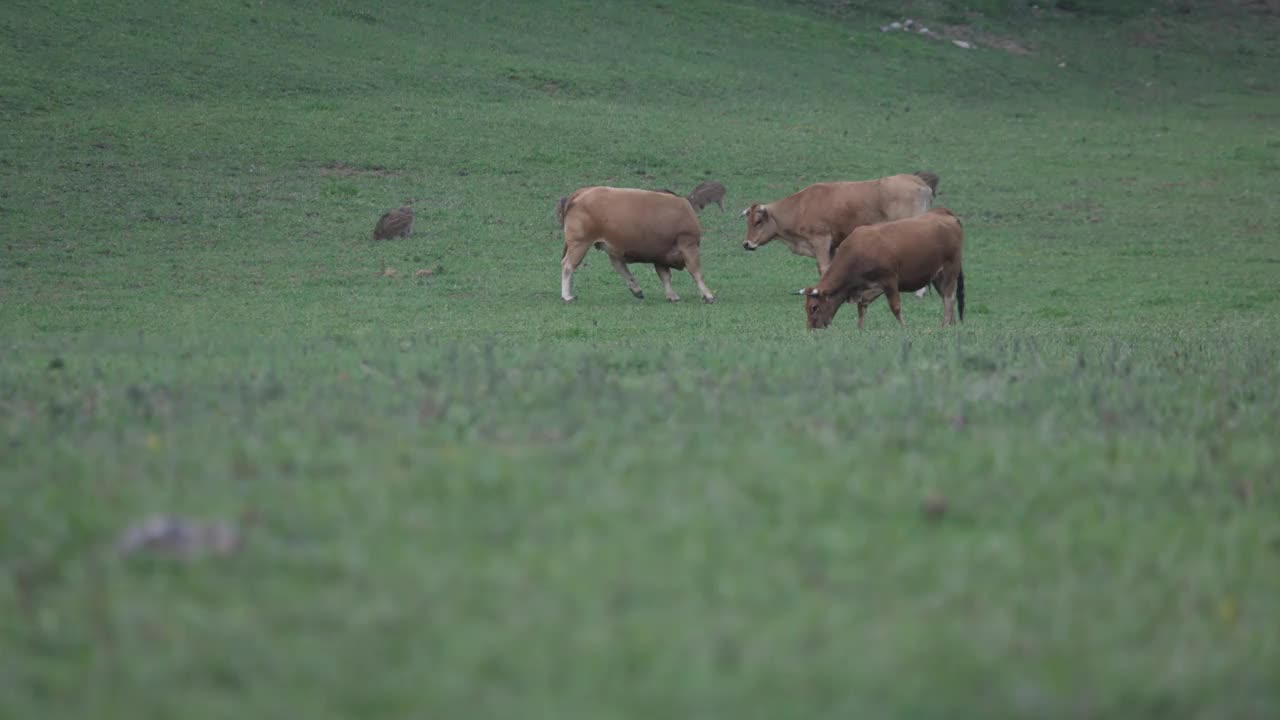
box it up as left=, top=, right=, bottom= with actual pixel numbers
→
left=571, top=187, right=701, bottom=240
left=828, top=207, right=957, bottom=267
left=782, top=176, right=930, bottom=236
left=876, top=173, right=935, bottom=221
left=862, top=208, right=961, bottom=265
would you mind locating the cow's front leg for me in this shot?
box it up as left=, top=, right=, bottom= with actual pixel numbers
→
left=654, top=265, right=680, bottom=302
left=607, top=254, right=645, bottom=299
left=560, top=241, right=590, bottom=302
left=857, top=302, right=867, bottom=330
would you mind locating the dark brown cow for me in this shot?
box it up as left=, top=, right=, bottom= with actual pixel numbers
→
left=555, top=187, right=714, bottom=303
left=741, top=171, right=939, bottom=284
left=797, top=207, right=964, bottom=330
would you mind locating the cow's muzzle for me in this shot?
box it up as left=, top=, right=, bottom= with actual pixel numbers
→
left=743, top=242, right=757, bottom=251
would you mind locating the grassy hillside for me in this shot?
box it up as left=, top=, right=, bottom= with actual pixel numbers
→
left=2, top=1, right=1279, bottom=718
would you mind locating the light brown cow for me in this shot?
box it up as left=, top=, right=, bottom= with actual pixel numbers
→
left=741, top=172, right=939, bottom=290
left=797, top=207, right=964, bottom=330
left=556, top=187, right=715, bottom=303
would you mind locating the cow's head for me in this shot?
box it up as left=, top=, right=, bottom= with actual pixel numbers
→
left=795, top=286, right=841, bottom=330
left=741, top=204, right=779, bottom=251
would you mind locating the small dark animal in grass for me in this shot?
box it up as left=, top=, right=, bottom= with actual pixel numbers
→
left=686, top=180, right=726, bottom=212
left=913, top=170, right=939, bottom=196
left=796, top=207, right=964, bottom=329
left=921, top=493, right=948, bottom=522
left=555, top=187, right=714, bottom=303
left=372, top=206, right=415, bottom=240
left=741, top=172, right=939, bottom=286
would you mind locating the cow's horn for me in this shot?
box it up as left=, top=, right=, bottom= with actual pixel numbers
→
left=739, top=207, right=750, bottom=217
left=791, top=289, right=807, bottom=295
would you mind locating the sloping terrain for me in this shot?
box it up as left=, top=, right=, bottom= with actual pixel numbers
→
left=1, top=1, right=1278, bottom=718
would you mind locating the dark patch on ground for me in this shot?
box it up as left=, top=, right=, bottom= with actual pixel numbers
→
left=318, top=161, right=402, bottom=178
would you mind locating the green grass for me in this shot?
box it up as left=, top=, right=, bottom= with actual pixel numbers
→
left=3, top=1, right=1279, bottom=717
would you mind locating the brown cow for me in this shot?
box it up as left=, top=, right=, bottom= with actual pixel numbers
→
left=556, top=187, right=715, bottom=303
left=796, top=207, right=964, bottom=330
left=741, top=171, right=939, bottom=287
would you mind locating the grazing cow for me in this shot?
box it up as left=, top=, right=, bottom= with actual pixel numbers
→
left=796, top=207, right=964, bottom=330
left=372, top=206, right=415, bottom=240
left=686, top=181, right=727, bottom=212
left=741, top=172, right=939, bottom=290
left=555, top=187, right=715, bottom=303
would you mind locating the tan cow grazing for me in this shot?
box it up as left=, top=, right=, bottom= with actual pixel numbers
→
left=555, top=187, right=715, bottom=304
left=741, top=171, right=939, bottom=296
left=796, top=207, right=964, bottom=330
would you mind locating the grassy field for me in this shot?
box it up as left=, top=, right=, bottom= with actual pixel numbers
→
left=3, top=0, right=1280, bottom=717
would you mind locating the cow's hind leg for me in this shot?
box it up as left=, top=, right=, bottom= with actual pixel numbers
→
left=607, top=254, right=645, bottom=299
left=938, top=272, right=958, bottom=326
left=676, top=235, right=715, bottom=304
left=857, top=302, right=868, bottom=330
left=916, top=266, right=941, bottom=299
left=654, top=265, right=680, bottom=302
left=560, top=241, right=590, bottom=302
left=813, top=233, right=837, bottom=277
left=916, top=183, right=934, bottom=214
left=886, top=285, right=905, bottom=327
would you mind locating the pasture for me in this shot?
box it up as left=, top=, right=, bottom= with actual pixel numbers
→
left=2, top=0, right=1279, bottom=717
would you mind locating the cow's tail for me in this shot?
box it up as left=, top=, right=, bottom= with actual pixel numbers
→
left=914, top=170, right=940, bottom=196
left=555, top=195, right=572, bottom=228
left=956, top=271, right=965, bottom=323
